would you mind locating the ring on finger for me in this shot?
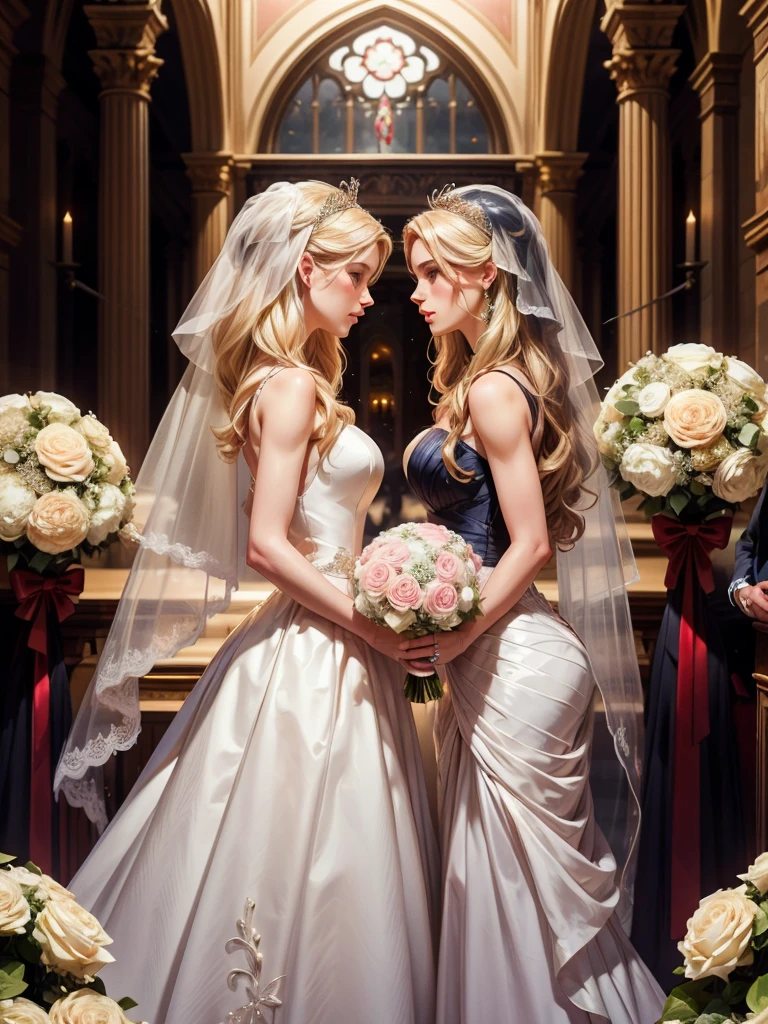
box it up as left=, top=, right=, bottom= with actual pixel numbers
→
left=428, top=638, right=439, bottom=665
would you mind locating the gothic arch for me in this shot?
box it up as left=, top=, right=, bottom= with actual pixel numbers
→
left=541, top=0, right=597, bottom=152
left=173, top=0, right=226, bottom=151
left=246, top=0, right=520, bottom=154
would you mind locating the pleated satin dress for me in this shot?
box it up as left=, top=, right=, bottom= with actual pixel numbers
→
left=67, top=419, right=439, bottom=1024
left=405, top=369, right=665, bottom=1024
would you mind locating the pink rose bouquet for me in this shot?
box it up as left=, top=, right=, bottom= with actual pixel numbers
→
left=353, top=522, right=483, bottom=703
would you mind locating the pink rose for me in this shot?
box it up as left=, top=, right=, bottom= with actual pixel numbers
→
left=359, top=539, right=382, bottom=566
left=387, top=573, right=423, bottom=611
left=466, top=544, right=483, bottom=573
left=435, top=550, right=462, bottom=583
left=374, top=539, right=411, bottom=567
left=423, top=580, right=459, bottom=619
left=361, top=559, right=396, bottom=597
left=415, top=522, right=451, bottom=545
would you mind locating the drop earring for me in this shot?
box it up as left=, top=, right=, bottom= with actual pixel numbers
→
left=480, top=290, right=495, bottom=325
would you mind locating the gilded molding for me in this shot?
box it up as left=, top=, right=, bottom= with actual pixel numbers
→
left=535, top=152, right=587, bottom=195
left=183, top=152, right=234, bottom=196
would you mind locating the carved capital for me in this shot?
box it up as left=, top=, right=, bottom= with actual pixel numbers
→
left=184, top=152, right=233, bottom=196
left=535, top=152, right=587, bottom=195
left=85, top=1, right=167, bottom=98
left=690, top=53, right=742, bottom=118
left=602, top=2, right=685, bottom=50
left=604, top=48, right=680, bottom=99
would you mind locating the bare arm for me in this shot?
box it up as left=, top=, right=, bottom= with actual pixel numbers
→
left=401, top=373, right=551, bottom=667
left=247, top=369, right=403, bottom=660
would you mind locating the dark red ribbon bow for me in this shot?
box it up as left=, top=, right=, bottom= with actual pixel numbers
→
left=651, top=515, right=732, bottom=939
left=10, top=566, right=84, bottom=874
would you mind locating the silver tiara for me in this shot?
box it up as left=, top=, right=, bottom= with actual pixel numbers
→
left=314, top=177, right=361, bottom=227
left=428, top=183, right=491, bottom=235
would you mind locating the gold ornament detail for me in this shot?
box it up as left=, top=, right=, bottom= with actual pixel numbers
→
left=427, top=184, right=491, bottom=235
left=691, top=437, right=734, bottom=472
left=314, top=177, right=361, bottom=227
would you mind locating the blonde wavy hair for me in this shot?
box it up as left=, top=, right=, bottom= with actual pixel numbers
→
left=211, top=181, right=392, bottom=464
left=403, top=207, right=597, bottom=550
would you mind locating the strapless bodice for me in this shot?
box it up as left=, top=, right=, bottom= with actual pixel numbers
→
left=405, top=428, right=510, bottom=567
left=287, top=424, right=383, bottom=572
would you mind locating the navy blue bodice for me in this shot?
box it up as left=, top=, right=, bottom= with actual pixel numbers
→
left=405, top=374, right=539, bottom=568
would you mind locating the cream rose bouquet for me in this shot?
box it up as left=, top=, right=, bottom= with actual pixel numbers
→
left=655, top=852, right=768, bottom=1023
left=0, top=392, right=136, bottom=574
left=353, top=522, right=483, bottom=703
left=0, top=852, right=142, bottom=1022
left=595, top=344, right=768, bottom=522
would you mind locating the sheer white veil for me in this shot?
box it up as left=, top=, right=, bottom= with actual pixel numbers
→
left=55, top=182, right=315, bottom=830
left=454, top=185, right=643, bottom=928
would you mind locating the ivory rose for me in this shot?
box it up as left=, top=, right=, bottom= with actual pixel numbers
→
left=637, top=381, right=671, bottom=418
left=373, top=539, right=411, bottom=567
left=435, top=550, right=462, bottom=583
left=738, top=852, right=768, bottom=895
left=74, top=415, right=112, bottom=456
left=383, top=607, right=417, bottom=633
left=423, top=580, right=459, bottom=620
left=724, top=355, right=767, bottom=400
left=619, top=443, right=677, bottom=498
left=35, top=424, right=94, bottom=483
left=594, top=419, right=622, bottom=457
left=678, top=884, right=759, bottom=981
left=49, top=990, right=137, bottom=1024
left=458, top=586, right=475, bottom=613
left=360, top=559, right=397, bottom=598
left=662, top=343, right=722, bottom=376
left=602, top=367, right=640, bottom=423
left=713, top=447, right=768, bottom=503
left=30, top=391, right=80, bottom=425
left=0, top=476, right=36, bottom=541
left=386, top=573, right=423, bottom=612
left=663, top=389, right=727, bottom=448
left=0, top=393, right=31, bottom=413
left=33, top=899, right=115, bottom=979
left=27, top=490, right=89, bottom=554
left=86, top=483, right=126, bottom=546
left=0, top=873, right=31, bottom=934
left=415, top=522, right=451, bottom=545
left=0, top=998, right=51, bottom=1023
left=5, top=865, right=74, bottom=902
left=102, top=440, right=128, bottom=485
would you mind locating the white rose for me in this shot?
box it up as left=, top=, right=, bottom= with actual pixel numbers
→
left=678, top=884, right=758, bottom=981
left=0, top=476, right=37, bottom=541
left=637, top=381, right=671, bottom=418
left=0, top=997, right=51, bottom=1023
left=34, top=424, right=94, bottom=483
left=594, top=419, right=623, bottom=457
left=457, top=586, right=475, bottom=612
left=73, top=415, right=112, bottom=456
left=27, top=490, right=89, bottom=555
left=30, top=392, right=80, bottom=425
left=102, top=441, right=128, bottom=485
left=713, top=447, right=768, bottom=503
left=0, top=873, right=31, bottom=935
left=0, top=394, right=32, bottom=413
left=5, top=866, right=75, bottom=903
left=383, top=607, right=417, bottom=633
left=663, top=343, right=723, bottom=376
left=739, top=852, right=768, bottom=895
left=33, top=899, right=114, bottom=979
left=724, top=356, right=767, bottom=400
left=49, top=989, right=136, bottom=1024
left=619, top=442, right=677, bottom=497
left=354, top=591, right=373, bottom=616
left=86, top=483, right=126, bottom=546
left=747, top=1008, right=768, bottom=1024
left=602, top=368, right=640, bottom=423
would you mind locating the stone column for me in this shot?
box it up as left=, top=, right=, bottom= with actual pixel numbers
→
left=534, top=152, right=587, bottom=294
left=741, top=0, right=768, bottom=379
left=0, top=0, right=27, bottom=386
left=85, top=0, right=167, bottom=473
left=183, top=151, right=233, bottom=288
left=8, top=54, right=64, bottom=392
left=691, top=53, right=742, bottom=351
left=602, top=1, right=684, bottom=367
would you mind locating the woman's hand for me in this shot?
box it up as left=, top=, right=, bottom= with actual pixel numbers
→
left=357, top=617, right=413, bottom=665
left=398, top=629, right=474, bottom=671
left=735, top=581, right=768, bottom=622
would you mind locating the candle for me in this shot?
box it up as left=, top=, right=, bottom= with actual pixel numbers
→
left=62, top=212, right=73, bottom=265
left=685, top=210, right=696, bottom=264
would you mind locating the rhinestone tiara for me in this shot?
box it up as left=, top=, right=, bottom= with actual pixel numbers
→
left=427, top=183, right=491, bottom=235
left=314, top=177, right=361, bottom=227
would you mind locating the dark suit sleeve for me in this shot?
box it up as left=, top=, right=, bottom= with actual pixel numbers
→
left=732, top=481, right=766, bottom=586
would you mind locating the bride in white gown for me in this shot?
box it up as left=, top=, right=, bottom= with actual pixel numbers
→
left=53, top=181, right=439, bottom=1024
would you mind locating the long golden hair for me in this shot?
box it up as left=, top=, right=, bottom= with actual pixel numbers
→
left=403, top=207, right=597, bottom=550
left=211, top=181, right=392, bottom=464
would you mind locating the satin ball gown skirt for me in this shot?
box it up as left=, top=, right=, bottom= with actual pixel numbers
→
left=67, top=587, right=440, bottom=1024
left=434, top=585, right=665, bottom=1024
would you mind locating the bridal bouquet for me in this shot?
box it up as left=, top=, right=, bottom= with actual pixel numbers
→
left=353, top=522, right=483, bottom=703
left=656, top=852, right=768, bottom=1023
left=0, top=852, right=142, bottom=1022
left=0, top=392, right=136, bottom=573
left=594, top=344, right=768, bottom=521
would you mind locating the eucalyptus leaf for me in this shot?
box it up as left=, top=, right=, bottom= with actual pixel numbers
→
left=698, top=493, right=715, bottom=507
left=659, top=994, right=699, bottom=1022
left=690, top=481, right=706, bottom=496
left=0, top=852, right=16, bottom=865
left=744, top=394, right=759, bottom=412
left=746, top=974, right=768, bottom=1012
left=6, top=553, right=18, bottom=572
left=614, top=399, right=640, bottom=416
left=23, top=861, right=42, bottom=877
left=670, top=491, right=691, bottom=517
left=89, top=975, right=107, bottom=996
left=0, top=968, right=28, bottom=1000
left=117, top=997, right=139, bottom=1011
left=28, top=551, right=51, bottom=575
left=753, top=903, right=768, bottom=936
left=673, top=965, right=686, bottom=976
left=739, top=422, right=761, bottom=449
left=628, top=416, right=646, bottom=434
left=696, top=1014, right=731, bottom=1024
left=642, top=495, right=665, bottom=519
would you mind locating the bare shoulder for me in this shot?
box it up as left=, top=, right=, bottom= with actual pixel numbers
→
left=250, top=366, right=316, bottom=437
left=468, top=371, right=530, bottom=436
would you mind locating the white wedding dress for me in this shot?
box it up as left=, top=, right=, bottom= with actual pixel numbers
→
left=68, top=423, right=440, bottom=1024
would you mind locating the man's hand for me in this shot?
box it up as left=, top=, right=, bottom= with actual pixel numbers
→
left=735, top=581, right=768, bottom=622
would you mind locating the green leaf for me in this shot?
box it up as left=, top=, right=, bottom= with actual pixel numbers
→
left=722, top=979, right=752, bottom=1005
left=0, top=852, right=16, bottom=865
left=744, top=395, right=759, bottom=412
left=660, top=981, right=713, bottom=1021
left=16, top=936, right=41, bottom=964
left=754, top=903, right=768, bottom=936
left=659, top=994, right=699, bottom=1022
left=27, top=551, right=51, bottom=575
left=88, top=975, right=107, bottom=996
left=0, top=967, right=28, bottom=1000
left=747, top=974, right=768, bottom=1012
left=117, top=997, right=139, bottom=1011
left=690, top=480, right=706, bottom=496
left=614, top=399, right=640, bottom=416
left=23, top=861, right=42, bottom=877
left=670, top=491, right=691, bottom=517
left=642, top=495, right=665, bottom=519
left=6, top=552, right=18, bottom=572
left=698, top=493, right=715, bottom=507
left=673, top=965, right=686, bottom=975
left=739, top=422, right=761, bottom=449
left=628, top=416, right=646, bottom=434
